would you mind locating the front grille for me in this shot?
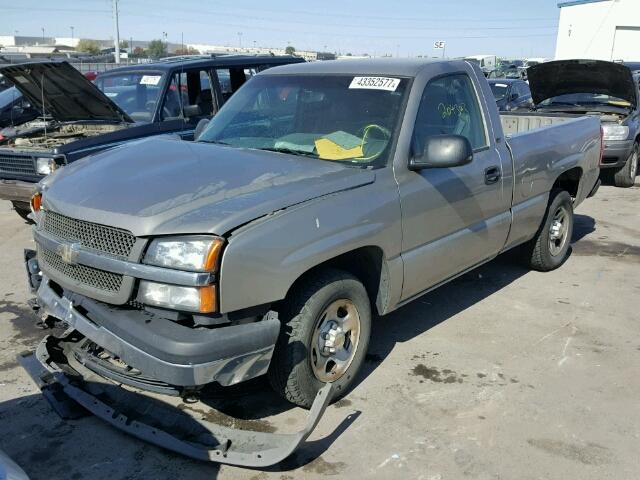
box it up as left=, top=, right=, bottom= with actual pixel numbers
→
left=42, top=210, right=136, bottom=258
left=40, top=247, right=123, bottom=292
left=0, top=154, right=36, bottom=176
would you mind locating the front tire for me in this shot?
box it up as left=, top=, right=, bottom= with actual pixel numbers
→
left=525, top=189, right=574, bottom=272
left=268, top=269, right=371, bottom=408
left=613, top=143, right=638, bottom=188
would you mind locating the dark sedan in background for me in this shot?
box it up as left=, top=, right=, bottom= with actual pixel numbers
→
left=488, top=79, right=533, bottom=111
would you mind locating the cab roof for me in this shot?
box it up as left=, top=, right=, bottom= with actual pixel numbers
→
left=98, top=54, right=304, bottom=76
left=261, top=58, right=466, bottom=77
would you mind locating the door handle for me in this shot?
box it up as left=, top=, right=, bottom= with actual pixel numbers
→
left=484, top=166, right=502, bottom=185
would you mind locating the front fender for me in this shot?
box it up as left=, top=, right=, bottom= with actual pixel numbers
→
left=218, top=171, right=402, bottom=314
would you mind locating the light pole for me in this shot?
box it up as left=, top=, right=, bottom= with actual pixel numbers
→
left=70, top=26, right=74, bottom=46
left=112, top=0, right=121, bottom=64
left=253, top=40, right=256, bottom=51
left=237, top=32, right=242, bottom=48
left=41, top=27, right=45, bottom=44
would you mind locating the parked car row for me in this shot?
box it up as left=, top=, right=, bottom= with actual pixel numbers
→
left=8, top=56, right=606, bottom=467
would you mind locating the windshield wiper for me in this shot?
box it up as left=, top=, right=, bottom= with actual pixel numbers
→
left=198, top=139, right=230, bottom=145
left=258, top=147, right=319, bottom=158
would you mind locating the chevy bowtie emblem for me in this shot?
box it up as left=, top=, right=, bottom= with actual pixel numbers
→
left=57, top=242, right=81, bottom=265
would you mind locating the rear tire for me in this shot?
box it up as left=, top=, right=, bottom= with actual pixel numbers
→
left=268, top=269, right=371, bottom=408
left=613, top=143, right=638, bottom=188
left=525, top=189, right=574, bottom=272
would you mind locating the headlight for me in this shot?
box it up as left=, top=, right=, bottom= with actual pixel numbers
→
left=138, top=281, right=216, bottom=313
left=602, top=124, right=629, bottom=141
left=36, top=157, right=57, bottom=175
left=143, top=236, right=223, bottom=272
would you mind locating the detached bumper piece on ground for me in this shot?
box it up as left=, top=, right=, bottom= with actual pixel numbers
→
left=18, top=330, right=333, bottom=468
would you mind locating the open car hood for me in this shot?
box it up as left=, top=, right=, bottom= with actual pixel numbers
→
left=0, top=61, right=133, bottom=123
left=528, top=59, right=637, bottom=107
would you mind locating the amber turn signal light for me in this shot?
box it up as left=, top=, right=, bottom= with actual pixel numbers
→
left=199, top=285, right=217, bottom=313
left=30, top=192, right=42, bottom=213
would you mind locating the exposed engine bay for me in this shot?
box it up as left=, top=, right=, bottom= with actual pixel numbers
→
left=597, top=112, right=627, bottom=123
left=2, top=122, right=127, bottom=150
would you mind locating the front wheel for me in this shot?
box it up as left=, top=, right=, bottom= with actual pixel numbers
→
left=525, top=189, right=574, bottom=272
left=268, top=269, right=371, bottom=408
left=613, top=143, right=638, bottom=188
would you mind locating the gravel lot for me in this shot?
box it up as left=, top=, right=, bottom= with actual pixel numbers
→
left=0, top=183, right=638, bottom=480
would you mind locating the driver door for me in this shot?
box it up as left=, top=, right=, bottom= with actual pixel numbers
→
left=397, top=73, right=511, bottom=301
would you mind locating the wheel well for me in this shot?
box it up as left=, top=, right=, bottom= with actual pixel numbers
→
left=285, top=246, right=389, bottom=315
left=552, top=167, right=582, bottom=199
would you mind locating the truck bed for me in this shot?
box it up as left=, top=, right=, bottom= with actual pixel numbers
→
left=500, top=112, right=580, bottom=135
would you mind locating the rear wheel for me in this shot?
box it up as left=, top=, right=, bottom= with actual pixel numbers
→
left=268, top=269, right=371, bottom=408
left=613, top=143, right=638, bottom=188
left=525, top=189, right=574, bottom=272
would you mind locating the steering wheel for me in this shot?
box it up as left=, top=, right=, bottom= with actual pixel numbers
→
left=354, top=124, right=391, bottom=162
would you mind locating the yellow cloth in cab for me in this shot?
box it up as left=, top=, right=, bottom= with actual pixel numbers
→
left=314, top=131, right=364, bottom=160
left=315, top=138, right=364, bottom=160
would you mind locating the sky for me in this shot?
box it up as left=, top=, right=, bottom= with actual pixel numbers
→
left=1, top=0, right=562, bottom=58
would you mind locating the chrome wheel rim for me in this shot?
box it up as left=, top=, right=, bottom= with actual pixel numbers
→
left=548, top=205, right=570, bottom=257
left=310, top=299, right=361, bottom=382
left=630, top=151, right=638, bottom=179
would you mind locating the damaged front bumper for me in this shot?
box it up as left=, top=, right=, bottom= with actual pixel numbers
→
left=18, top=334, right=333, bottom=467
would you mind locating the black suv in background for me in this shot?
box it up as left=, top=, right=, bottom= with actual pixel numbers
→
left=0, top=54, right=304, bottom=219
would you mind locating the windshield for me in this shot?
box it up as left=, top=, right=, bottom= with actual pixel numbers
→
left=95, top=71, right=165, bottom=122
left=0, top=86, right=22, bottom=109
left=540, top=92, right=631, bottom=108
left=489, top=83, right=510, bottom=101
left=198, top=74, right=409, bottom=167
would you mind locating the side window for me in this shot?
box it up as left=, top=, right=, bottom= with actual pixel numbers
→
left=161, top=69, right=214, bottom=121
left=413, top=74, right=487, bottom=152
left=215, top=67, right=249, bottom=104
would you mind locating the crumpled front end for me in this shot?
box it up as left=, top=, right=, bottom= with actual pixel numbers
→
left=21, top=248, right=334, bottom=467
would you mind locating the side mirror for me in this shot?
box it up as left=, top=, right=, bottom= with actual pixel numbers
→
left=194, top=118, right=210, bottom=140
left=409, top=134, right=473, bottom=170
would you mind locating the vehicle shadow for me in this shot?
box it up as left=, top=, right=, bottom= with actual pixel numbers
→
left=354, top=247, right=529, bottom=385
left=356, top=213, right=597, bottom=385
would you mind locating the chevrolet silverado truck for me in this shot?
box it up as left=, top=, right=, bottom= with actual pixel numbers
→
left=528, top=59, right=639, bottom=187
left=20, top=59, right=601, bottom=466
left=0, top=55, right=303, bottom=220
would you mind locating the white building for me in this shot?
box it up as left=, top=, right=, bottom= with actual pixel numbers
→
left=555, top=0, right=640, bottom=61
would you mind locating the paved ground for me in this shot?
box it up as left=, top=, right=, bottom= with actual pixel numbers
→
left=0, top=182, right=639, bottom=480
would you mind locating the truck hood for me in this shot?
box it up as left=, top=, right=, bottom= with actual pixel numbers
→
left=528, top=59, right=637, bottom=106
left=41, top=137, right=375, bottom=236
left=0, top=61, right=133, bottom=123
